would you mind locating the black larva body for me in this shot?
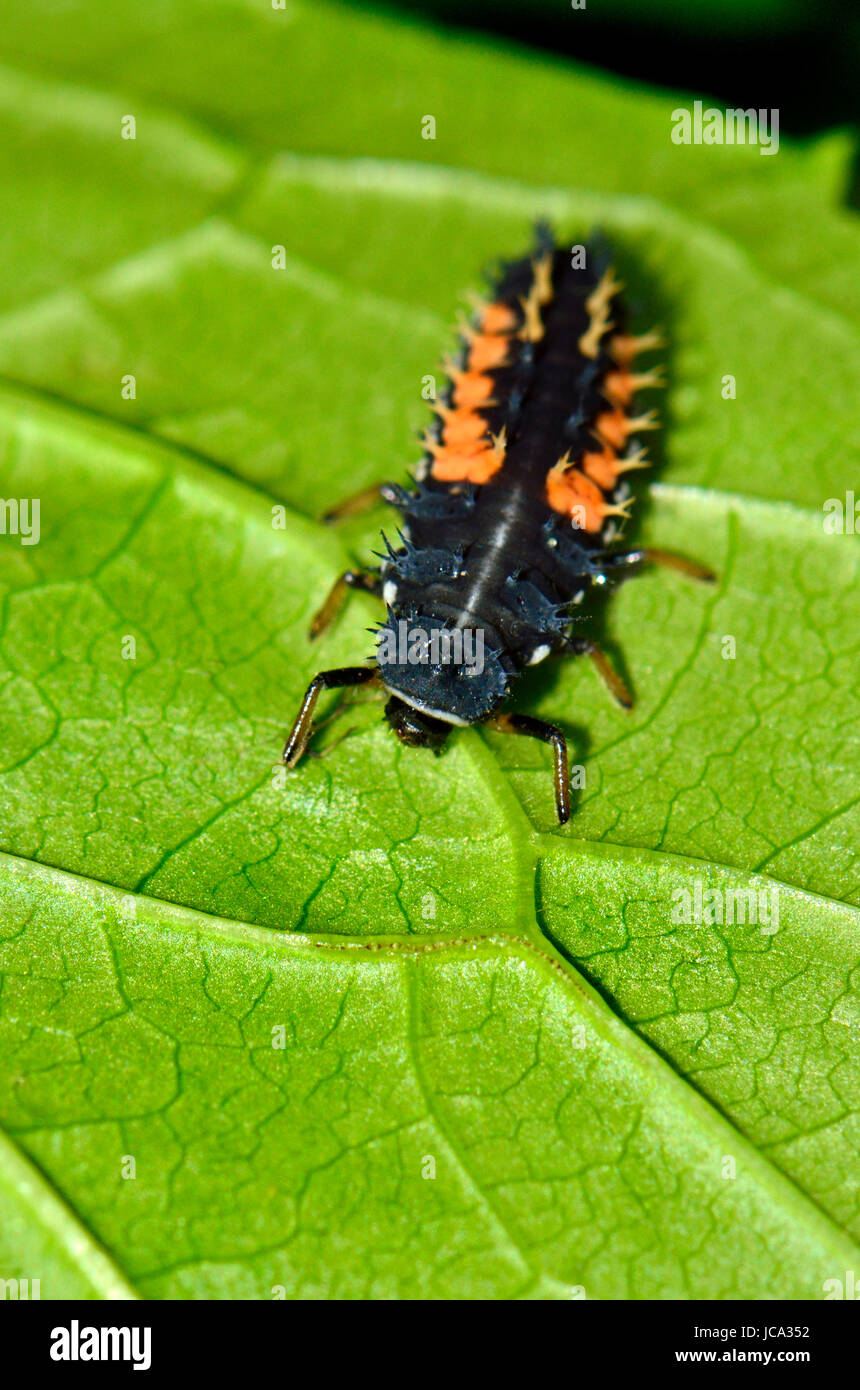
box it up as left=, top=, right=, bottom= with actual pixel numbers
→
left=375, top=240, right=627, bottom=724
left=283, top=227, right=708, bottom=822
left=375, top=484, right=603, bottom=724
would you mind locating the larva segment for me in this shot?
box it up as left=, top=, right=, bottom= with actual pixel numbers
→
left=428, top=252, right=556, bottom=486
left=541, top=255, right=658, bottom=530
left=428, top=235, right=659, bottom=546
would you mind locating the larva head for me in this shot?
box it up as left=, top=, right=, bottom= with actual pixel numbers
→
left=383, top=696, right=451, bottom=751
left=375, top=609, right=510, bottom=730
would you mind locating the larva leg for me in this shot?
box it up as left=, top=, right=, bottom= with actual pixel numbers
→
left=486, top=712, right=571, bottom=825
left=304, top=691, right=381, bottom=756
left=283, top=666, right=380, bottom=769
left=568, top=638, right=634, bottom=709
left=322, top=483, right=389, bottom=524
left=309, top=570, right=382, bottom=640
left=604, top=548, right=716, bottom=583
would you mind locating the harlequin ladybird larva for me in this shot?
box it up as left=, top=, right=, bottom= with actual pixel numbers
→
left=283, top=224, right=713, bottom=823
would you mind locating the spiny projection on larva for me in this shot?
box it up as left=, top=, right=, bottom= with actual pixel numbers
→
left=283, top=224, right=713, bottom=822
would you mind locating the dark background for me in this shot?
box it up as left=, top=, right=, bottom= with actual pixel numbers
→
left=368, top=0, right=859, bottom=139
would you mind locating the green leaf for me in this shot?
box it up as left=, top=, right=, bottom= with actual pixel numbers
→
left=0, top=0, right=855, bottom=318
left=0, top=1128, right=136, bottom=1300
left=1, top=857, right=857, bottom=1299
left=0, top=0, right=858, bottom=1299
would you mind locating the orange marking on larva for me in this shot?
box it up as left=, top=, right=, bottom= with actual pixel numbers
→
left=546, top=460, right=607, bottom=532
left=592, top=410, right=628, bottom=450
left=582, top=444, right=621, bottom=491
left=424, top=432, right=484, bottom=458
left=603, top=366, right=665, bottom=407
left=436, top=405, right=492, bottom=445
left=465, top=333, right=511, bottom=372
left=594, top=408, right=659, bottom=450
left=431, top=432, right=506, bottom=484
left=582, top=443, right=651, bottom=490
left=452, top=372, right=497, bottom=408
left=433, top=453, right=502, bottom=484
left=443, top=356, right=497, bottom=406
left=480, top=301, right=519, bottom=334
left=609, top=327, right=665, bottom=366
left=603, top=370, right=635, bottom=408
